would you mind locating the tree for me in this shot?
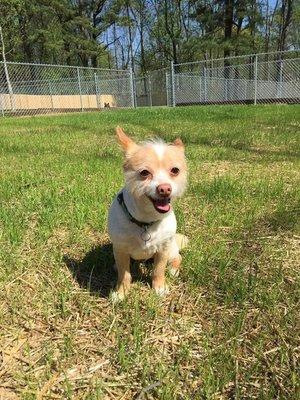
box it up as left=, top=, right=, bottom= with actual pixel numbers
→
left=277, top=0, right=293, bottom=51
left=0, top=0, right=298, bottom=71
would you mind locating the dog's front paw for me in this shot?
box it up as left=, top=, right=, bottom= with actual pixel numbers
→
left=111, top=281, right=131, bottom=303
left=111, top=290, right=125, bottom=303
left=153, top=284, right=169, bottom=297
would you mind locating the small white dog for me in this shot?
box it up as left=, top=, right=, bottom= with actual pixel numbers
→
left=108, top=127, right=188, bottom=299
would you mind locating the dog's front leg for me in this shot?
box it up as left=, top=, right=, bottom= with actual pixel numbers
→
left=113, top=248, right=131, bottom=300
left=152, top=250, right=169, bottom=296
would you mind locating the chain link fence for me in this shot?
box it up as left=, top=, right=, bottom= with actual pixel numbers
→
left=0, top=62, right=134, bottom=116
left=171, top=50, right=300, bottom=106
left=1, top=50, right=299, bottom=116
left=135, top=68, right=171, bottom=107
left=134, top=50, right=299, bottom=107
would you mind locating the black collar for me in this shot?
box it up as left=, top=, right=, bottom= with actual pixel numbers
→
left=117, top=192, right=157, bottom=229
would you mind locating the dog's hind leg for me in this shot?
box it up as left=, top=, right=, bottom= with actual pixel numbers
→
left=175, top=233, right=189, bottom=250
left=167, top=236, right=182, bottom=277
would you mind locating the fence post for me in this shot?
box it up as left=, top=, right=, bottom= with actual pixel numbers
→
left=0, top=93, right=4, bottom=116
left=253, top=54, right=258, bottom=105
left=0, top=26, right=15, bottom=111
left=170, top=61, right=176, bottom=107
left=277, top=59, right=283, bottom=99
left=148, top=75, right=152, bottom=107
left=165, top=72, right=170, bottom=106
left=199, top=65, right=202, bottom=103
left=129, top=68, right=135, bottom=108
left=203, top=66, right=207, bottom=102
left=77, top=67, right=83, bottom=111
left=48, top=82, right=54, bottom=110
left=94, top=72, right=100, bottom=108
left=6, top=64, right=15, bottom=112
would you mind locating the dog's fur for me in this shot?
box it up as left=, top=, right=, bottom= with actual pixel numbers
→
left=108, top=127, right=188, bottom=299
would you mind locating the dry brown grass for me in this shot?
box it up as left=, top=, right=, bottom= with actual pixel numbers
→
left=0, top=105, right=299, bottom=399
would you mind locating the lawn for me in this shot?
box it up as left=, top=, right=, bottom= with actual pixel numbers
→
left=0, top=104, right=299, bottom=399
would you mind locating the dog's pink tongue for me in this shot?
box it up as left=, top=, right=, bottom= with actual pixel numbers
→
left=153, top=199, right=170, bottom=213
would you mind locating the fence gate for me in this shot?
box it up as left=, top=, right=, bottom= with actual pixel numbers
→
left=135, top=68, right=171, bottom=108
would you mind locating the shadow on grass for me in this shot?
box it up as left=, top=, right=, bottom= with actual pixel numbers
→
left=63, top=242, right=153, bottom=298
left=63, top=242, right=116, bottom=298
left=264, top=205, right=300, bottom=233
left=188, top=200, right=299, bottom=303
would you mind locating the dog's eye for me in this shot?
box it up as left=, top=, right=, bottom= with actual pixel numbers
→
left=170, top=167, right=180, bottom=176
left=140, top=169, right=151, bottom=178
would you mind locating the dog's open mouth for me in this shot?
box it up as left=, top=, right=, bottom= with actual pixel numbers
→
left=148, top=196, right=171, bottom=213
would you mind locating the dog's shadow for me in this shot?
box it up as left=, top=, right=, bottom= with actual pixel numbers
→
left=63, top=242, right=151, bottom=298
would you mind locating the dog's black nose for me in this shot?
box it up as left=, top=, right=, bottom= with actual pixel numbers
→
left=156, top=183, right=172, bottom=197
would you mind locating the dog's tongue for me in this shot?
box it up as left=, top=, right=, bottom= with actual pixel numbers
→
left=153, top=198, right=170, bottom=213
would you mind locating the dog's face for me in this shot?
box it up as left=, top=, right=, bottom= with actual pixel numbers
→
left=116, top=127, right=187, bottom=214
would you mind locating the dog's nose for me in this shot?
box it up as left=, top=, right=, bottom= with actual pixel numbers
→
left=156, top=183, right=172, bottom=197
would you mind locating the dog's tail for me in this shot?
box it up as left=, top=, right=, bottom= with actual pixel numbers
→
left=175, top=233, right=189, bottom=251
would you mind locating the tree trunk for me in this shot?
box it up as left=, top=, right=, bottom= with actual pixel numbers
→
left=224, top=0, right=234, bottom=79
left=224, top=0, right=233, bottom=59
left=18, top=16, right=33, bottom=62
left=278, top=0, right=293, bottom=52
left=113, top=23, right=118, bottom=69
left=127, top=4, right=135, bottom=71
left=91, top=14, right=98, bottom=68
left=139, top=2, right=146, bottom=74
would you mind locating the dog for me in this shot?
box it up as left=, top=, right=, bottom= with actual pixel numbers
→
left=108, top=127, right=188, bottom=300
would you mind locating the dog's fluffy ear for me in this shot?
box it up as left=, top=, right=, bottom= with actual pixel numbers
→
left=173, top=138, right=184, bottom=151
left=116, top=127, right=138, bottom=153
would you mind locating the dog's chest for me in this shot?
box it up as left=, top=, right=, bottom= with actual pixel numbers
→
left=117, top=214, right=176, bottom=260
left=129, top=222, right=175, bottom=260
left=108, top=196, right=177, bottom=260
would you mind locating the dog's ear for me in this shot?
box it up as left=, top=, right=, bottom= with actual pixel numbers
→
left=173, top=138, right=184, bottom=151
left=116, top=127, right=138, bottom=153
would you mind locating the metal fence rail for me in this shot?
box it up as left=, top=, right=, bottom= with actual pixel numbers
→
left=134, top=50, right=300, bottom=108
left=171, top=50, right=300, bottom=106
left=0, top=62, right=134, bottom=116
left=1, top=50, right=299, bottom=116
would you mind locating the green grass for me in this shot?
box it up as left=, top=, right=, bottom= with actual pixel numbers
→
left=0, top=104, right=299, bottom=399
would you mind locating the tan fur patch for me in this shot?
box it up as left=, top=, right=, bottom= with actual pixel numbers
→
left=170, top=255, right=182, bottom=269
left=124, top=143, right=187, bottom=184
left=116, top=127, right=138, bottom=154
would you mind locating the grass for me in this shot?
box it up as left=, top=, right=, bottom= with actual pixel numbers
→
left=0, top=104, right=299, bottom=399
